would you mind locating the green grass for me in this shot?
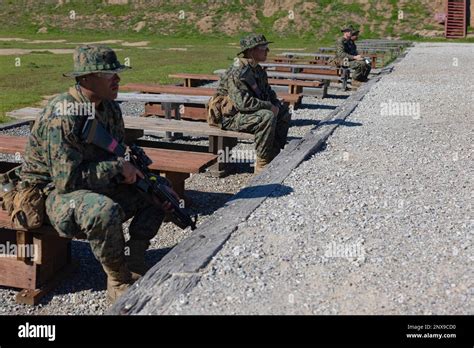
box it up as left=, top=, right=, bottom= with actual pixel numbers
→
left=0, top=37, right=242, bottom=121
left=1, top=0, right=474, bottom=122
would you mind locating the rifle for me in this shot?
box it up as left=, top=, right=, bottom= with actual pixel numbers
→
left=82, top=118, right=197, bottom=230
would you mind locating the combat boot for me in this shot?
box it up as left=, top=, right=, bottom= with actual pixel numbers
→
left=254, top=157, right=270, bottom=174
left=102, top=262, right=141, bottom=303
left=125, top=239, right=150, bottom=276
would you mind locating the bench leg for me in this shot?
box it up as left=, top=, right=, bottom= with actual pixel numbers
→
left=15, top=260, right=79, bottom=306
left=16, top=230, right=33, bottom=264
left=162, top=172, right=192, bottom=208
left=322, top=80, right=330, bottom=98
left=207, top=136, right=238, bottom=177
left=163, top=102, right=174, bottom=141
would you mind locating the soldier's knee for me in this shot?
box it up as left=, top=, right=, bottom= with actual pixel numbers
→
left=89, top=197, right=124, bottom=231
left=260, top=109, right=276, bottom=126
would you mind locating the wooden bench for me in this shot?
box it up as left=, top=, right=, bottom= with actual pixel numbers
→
left=260, top=63, right=350, bottom=90
left=280, top=52, right=379, bottom=69
left=168, top=73, right=328, bottom=97
left=124, top=117, right=254, bottom=176
left=0, top=135, right=218, bottom=198
left=0, top=206, right=78, bottom=305
left=262, top=62, right=343, bottom=75
left=7, top=108, right=254, bottom=176
left=0, top=159, right=79, bottom=306
left=120, top=83, right=303, bottom=110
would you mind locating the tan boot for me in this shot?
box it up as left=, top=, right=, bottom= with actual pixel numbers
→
left=102, top=262, right=141, bottom=303
left=125, top=239, right=150, bottom=276
left=254, top=157, right=270, bottom=174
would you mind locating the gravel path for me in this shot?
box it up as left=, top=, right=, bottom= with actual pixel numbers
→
left=164, top=43, right=473, bottom=315
left=0, top=80, right=349, bottom=313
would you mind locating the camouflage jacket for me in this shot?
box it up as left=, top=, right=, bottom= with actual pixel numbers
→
left=335, top=37, right=358, bottom=60
left=217, top=57, right=280, bottom=113
left=20, top=86, right=125, bottom=194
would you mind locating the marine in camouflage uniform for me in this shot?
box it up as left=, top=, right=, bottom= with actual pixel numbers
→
left=216, top=34, right=291, bottom=172
left=334, top=25, right=371, bottom=82
left=20, top=45, right=166, bottom=301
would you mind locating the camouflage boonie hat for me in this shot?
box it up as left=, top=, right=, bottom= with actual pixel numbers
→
left=238, top=33, right=273, bottom=55
left=341, top=24, right=356, bottom=33
left=63, top=44, right=131, bottom=77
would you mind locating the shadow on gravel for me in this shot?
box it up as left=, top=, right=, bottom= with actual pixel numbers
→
left=317, top=119, right=362, bottom=127
left=300, top=104, right=338, bottom=111
left=227, top=183, right=293, bottom=201
left=186, top=189, right=234, bottom=216
left=146, top=247, right=173, bottom=267
left=326, top=94, right=350, bottom=99
left=291, top=119, right=320, bottom=127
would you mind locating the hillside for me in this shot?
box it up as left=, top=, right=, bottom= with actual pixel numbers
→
left=0, top=0, right=452, bottom=41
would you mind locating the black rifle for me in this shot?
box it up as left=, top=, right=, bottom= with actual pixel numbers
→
left=82, top=118, right=197, bottom=230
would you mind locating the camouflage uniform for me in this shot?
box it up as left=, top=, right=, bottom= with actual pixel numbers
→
left=20, top=46, right=164, bottom=269
left=334, top=28, right=371, bottom=81
left=217, top=34, right=291, bottom=161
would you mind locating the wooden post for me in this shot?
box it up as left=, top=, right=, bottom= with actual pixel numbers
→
left=207, top=136, right=238, bottom=177
left=162, top=102, right=173, bottom=141
left=173, top=103, right=183, bottom=139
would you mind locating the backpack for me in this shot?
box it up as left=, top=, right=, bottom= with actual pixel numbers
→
left=207, top=95, right=237, bottom=128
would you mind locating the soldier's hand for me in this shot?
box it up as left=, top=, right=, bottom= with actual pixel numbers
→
left=151, top=186, right=179, bottom=213
left=271, top=105, right=279, bottom=117
left=121, top=162, right=144, bottom=184
left=164, top=186, right=180, bottom=202
left=354, top=55, right=363, bottom=61
left=161, top=201, right=174, bottom=214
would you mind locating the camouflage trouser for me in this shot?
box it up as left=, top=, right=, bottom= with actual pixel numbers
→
left=45, top=184, right=164, bottom=266
left=350, top=60, right=371, bottom=81
left=222, top=104, right=291, bottom=160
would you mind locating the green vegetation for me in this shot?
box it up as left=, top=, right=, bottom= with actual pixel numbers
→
left=0, top=0, right=473, bottom=122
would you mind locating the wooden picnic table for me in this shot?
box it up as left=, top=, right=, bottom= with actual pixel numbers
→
left=169, top=73, right=328, bottom=96
left=278, top=52, right=379, bottom=69
left=120, top=83, right=302, bottom=108
left=6, top=107, right=254, bottom=176
left=0, top=134, right=217, bottom=199
left=261, top=62, right=339, bottom=71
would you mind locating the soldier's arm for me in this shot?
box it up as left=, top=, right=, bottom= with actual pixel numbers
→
left=335, top=39, right=354, bottom=60
left=267, top=81, right=280, bottom=106
left=228, top=71, right=273, bottom=112
left=47, top=115, right=124, bottom=193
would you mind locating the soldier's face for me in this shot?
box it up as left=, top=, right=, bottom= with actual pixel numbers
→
left=86, top=73, right=121, bottom=100
left=250, top=45, right=269, bottom=62
left=343, top=32, right=351, bottom=39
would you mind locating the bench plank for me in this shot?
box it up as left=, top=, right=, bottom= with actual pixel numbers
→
left=214, top=69, right=340, bottom=82
left=124, top=117, right=255, bottom=140
left=6, top=108, right=255, bottom=141
left=169, top=73, right=325, bottom=89
left=120, top=83, right=302, bottom=104
left=0, top=135, right=217, bottom=174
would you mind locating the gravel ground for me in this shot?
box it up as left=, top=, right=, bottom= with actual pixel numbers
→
left=0, top=79, right=349, bottom=313
left=164, top=43, right=473, bottom=315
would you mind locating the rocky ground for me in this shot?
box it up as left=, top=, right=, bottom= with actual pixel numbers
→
left=0, top=80, right=350, bottom=314
left=161, top=43, right=473, bottom=315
